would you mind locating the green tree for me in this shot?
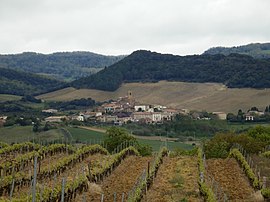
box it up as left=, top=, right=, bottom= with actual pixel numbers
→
left=104, top=127, right=136, bottom=152
left=33, top=121, right=41, bottom=132
left=104, top=127, right=153, bottom=156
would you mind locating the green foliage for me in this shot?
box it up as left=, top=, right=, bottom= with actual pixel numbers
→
left=20, top=95, right=41, bottom=103
left=72, top=50, right=270, bottom=91
left=261, top=188, right=270, bottom=199
left=229, top=149, right=261, bottom=189
left=169, top=147, right=198, bottom=157
left=169, top=174, right=184, bottom=188
left=124, top=118, right=231, bottom=138
left=247, top=125, right=270, bottom=142
left=104, top=127, right=137, bottom=152
left=262, top=151, right=270, bottom=158
left=0, top=67, right=65, bottom=96
left=135, top=143, right=152, bottom=156
left=197, top=148, right=216, bottom=202
left=203, top=43, right=270, bottom=59
left=0, top=51, right=125, bottom=81
left=204, top=133, right=268, bottom=158
left=48, top=98, right=96, bottom=110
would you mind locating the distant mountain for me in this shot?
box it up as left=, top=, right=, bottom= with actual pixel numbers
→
left=0, top=67, right=65, bottom=96
left=0, top=52, right=125, bottom=81
left=71, top=50, right=270, bottom=91
left=203, top=43, right=270, bottom=58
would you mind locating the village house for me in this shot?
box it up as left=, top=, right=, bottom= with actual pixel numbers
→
left=45, top=116, right=67, bottom=123
left=245, top=115, right=254, bottom=121
left=80, top=111, right=102, bottom=120
left=134, top=104, right=149, bottom=112
left=133, top=112, right=162, bottom=123
left=42, top=109, right=58, bottom=114
left=102, top=103, right=122, bottom=113
left=0, top=116, right=7, bottom=127
left=70, top=115, right=84, bottom=122
left=97, top=115, right=118, bottom=123
left=212, top=112, right=227, bottom=120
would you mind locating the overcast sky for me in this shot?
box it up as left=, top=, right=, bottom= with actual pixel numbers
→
left=0, top=0, right=270, bottom=56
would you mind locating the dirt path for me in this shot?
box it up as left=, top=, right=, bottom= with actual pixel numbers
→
left=142, top=156, right=202, bottom=202
left=206, top=158, right=257, bottom=201
left=79, top=126, right=106, bottom=133
left=76, top=156, right=152, bottom=201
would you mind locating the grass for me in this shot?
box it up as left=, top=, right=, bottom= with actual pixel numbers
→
left=137, top=139, right=193, bottom=151
left=0, top=94, right=21, bottom=102
left=38, top=81, right=270, bottom=113
left=0, top=125, right=195, bottom=151
left=0, top=126, right=64, bottom=144
left=66, top=127, right=105, bottom=143
left=66, top=126, right=193, bottom=151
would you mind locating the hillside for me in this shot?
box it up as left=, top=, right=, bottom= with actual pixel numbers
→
left=38, top=81, right=270, bottom=113
left=0, top=67, right=65, bottom=95
left=71, top=50, right=270, bottom=91
left=0, top=52, right=125, bottom=80
left=203, top=43, right=270, bottom=58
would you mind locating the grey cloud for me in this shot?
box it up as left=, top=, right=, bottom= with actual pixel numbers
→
left=0, top=0, right=269, bottom=55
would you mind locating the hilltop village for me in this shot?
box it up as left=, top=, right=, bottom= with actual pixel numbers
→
left=43, top=91, right=189, bottom=125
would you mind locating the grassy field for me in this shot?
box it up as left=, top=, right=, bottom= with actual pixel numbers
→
left=37, top=81, right=270, bottom=113
left=137, top=139, right=193, bottom=151
left=0, top=94, right=21, bottom=102
left=67, top=127, right=105, bottom=143
left=0, top=126, right=64, bottom=143
left=0, top=125, right=193, bottom=151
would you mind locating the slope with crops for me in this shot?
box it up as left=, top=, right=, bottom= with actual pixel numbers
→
left=0, top=144, right=109, bottom=200
left=141, top=155, right=202, bottom=202
left=206, top=158, right=257, bottom=201
left=75, top=155, right=152, bottom=201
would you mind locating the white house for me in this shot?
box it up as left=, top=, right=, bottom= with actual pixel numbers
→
left=245, top=115, right=254, bottom=121
left=134, top=105, right=149, bottom=112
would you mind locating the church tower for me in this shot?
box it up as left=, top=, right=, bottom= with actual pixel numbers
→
left=128, top=90, right=132, bottom=99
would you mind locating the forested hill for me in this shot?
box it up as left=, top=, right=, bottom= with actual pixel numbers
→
left=71, top=50, right=270, bottom=91
left=0, top=52, right=125, bottom=81
left=0, top=68, right=65, bottom=96
left=203, top=43, right=270, bottom=58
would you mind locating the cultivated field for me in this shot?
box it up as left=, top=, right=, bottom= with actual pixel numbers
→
left=37, top=81, right=270, bottom=113
left=142, top=156, right=202, bottom=202
left=0, top=142, right=269, bottom=201
left=206, top=158, right=257, bottom=201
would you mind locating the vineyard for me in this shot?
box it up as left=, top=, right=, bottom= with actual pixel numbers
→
left=0, top=142, right=269, bottom=201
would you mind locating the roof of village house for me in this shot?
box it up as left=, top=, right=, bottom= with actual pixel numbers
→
left=115, top=112, right=132, bottom=118
left=102, top=103, right=120, bottom=108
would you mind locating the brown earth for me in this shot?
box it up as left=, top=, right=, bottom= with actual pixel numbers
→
left=206, top=158, right=258, bottom=201
left=142, top=156, right=202, bottom=202
left=37, top=81, right=270, bottom=113
left=76, top=156, right=152, bottom=201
